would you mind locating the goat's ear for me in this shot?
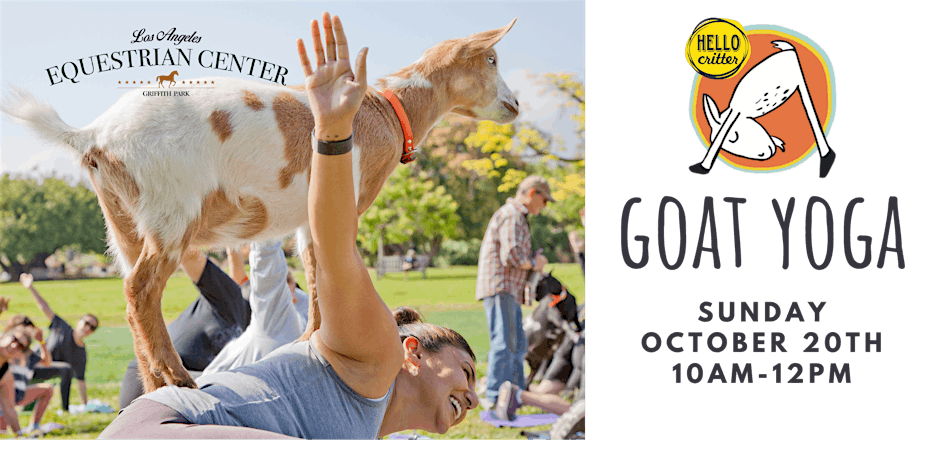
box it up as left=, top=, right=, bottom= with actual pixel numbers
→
left=460, top=18, right=517, bottom=58
left=703, top=94, right=722, bottom=130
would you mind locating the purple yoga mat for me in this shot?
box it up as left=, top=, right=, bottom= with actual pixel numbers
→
left=480, top=410, right=559, bottom=428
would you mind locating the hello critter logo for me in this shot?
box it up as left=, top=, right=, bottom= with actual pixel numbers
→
left=685, top=20, right=836, bottom=178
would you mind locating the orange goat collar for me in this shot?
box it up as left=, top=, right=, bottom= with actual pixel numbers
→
left=382, top=90, right=417, bottom=164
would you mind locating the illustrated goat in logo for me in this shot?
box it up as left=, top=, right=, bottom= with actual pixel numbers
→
left=689, top=41, right=835, bottom=177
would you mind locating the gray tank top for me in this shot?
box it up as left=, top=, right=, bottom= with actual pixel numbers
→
left=141, top=341, right=391, bottom=439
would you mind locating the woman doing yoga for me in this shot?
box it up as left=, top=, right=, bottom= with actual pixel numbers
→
left=99, top=12, right=479, bottom=439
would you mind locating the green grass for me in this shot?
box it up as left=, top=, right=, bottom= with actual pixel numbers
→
left=0, top=263, right=584, bottom=440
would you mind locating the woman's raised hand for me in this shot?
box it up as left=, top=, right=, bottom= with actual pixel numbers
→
left=297, top=12, right=368, bottom=141
left=19, top=273, right=33, bottom=289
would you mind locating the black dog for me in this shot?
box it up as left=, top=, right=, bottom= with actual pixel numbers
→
left=523, top=272, right=583, bottom=387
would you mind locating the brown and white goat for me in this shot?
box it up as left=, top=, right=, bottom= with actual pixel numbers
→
left=2, top=19, right=519, bottom=392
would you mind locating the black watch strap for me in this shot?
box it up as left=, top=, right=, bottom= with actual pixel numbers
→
left=317, top=134, right=354, bottom=155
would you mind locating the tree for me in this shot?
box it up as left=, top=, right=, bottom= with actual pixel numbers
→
left=406, top=73, right=586, bottom=262
left=457, top=73, right=586, bottom=261
left=416, top=116, right=515, bottom=241
left=357, top=166, right=459, bottom=262
left=0, top=173, right=107, bottom=279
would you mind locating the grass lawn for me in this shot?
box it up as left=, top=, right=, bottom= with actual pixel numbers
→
left=0, top=263, right=584, bottom=440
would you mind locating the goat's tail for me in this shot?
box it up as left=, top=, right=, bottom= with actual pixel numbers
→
left=1, top=86, right=96, bottom=157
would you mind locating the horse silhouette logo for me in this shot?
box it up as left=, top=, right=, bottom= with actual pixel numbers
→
left=688, top=26, right=836, bottom=177
left=157, top=71, right=179, bottom=88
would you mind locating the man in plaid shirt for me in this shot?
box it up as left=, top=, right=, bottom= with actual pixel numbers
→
left=476, top=175, right=552, bottom=406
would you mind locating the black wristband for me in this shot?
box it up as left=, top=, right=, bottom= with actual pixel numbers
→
left=316, top=134, right=354, bottom=155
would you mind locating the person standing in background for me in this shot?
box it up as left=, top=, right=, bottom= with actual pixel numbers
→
left=476, top=176, right=553, bottom=407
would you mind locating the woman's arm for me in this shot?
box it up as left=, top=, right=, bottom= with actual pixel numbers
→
left=298, top=14, right=402, bottom=379
left=20, top=274, right=55, bottom=323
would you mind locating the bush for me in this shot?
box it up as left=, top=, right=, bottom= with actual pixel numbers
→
left=436, top=239, right=483, bottom=267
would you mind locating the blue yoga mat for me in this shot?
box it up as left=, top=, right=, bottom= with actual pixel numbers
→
left=479, top=410, right=558, bottom=428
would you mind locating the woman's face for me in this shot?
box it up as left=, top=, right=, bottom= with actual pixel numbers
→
left=0, top=334, right=26, bottom=359
left=410, top=344, right=480, bottom=434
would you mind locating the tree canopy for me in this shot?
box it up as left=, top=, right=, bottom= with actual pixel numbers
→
left=357, top=166, right=460, bottom=259
left=408, top=72, right=586, bottom=263
left=0, top=173, right=106, bottom=278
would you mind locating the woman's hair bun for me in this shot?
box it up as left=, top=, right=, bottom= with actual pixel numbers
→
left=393, top=306, right=424, bottom=326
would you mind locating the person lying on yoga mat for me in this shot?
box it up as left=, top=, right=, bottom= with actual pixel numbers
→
left=199, top=239, right=310, bottom=375
left=120, top=241, right=310, bottom=408
left=99, top=13, right=479, bottom=439
left=117, top=246, right=252, bottom=409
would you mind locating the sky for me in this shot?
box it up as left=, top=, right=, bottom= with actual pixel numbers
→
left=0, top=0, right=585, bottom=180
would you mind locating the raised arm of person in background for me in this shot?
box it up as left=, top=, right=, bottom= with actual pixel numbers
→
left=20, top=274, right=55, bottom=323
left=247, top=240, right=302, bottom=337
left=179, top=246, right=209, bottom=284
left=0, top=296, right=9, bottom=315
left=298, top=13, right=402, bottom=399
left=227, top=246, right=248, bottom=286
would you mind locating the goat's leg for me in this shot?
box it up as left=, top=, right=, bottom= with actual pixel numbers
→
left=793, top=70, right=835, bottom=177
left=88, top=181, right=164, bottom=388
left=297, top=240, right=322, bottom=341
left=125, top=238, right=196, bottom=391
left=125, top=312, right=155, bottom=391
left=691, top=110, right=741, bottom=174
left=116, top=238, right=154, bottom=391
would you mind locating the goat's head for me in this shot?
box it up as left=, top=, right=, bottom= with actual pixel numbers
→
left=704, top=94, right=784, bottom=161
left=409, top=19, right=519, bottom=123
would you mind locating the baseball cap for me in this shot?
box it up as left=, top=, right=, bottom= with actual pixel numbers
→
left=518, top=175, right=555, bottom=202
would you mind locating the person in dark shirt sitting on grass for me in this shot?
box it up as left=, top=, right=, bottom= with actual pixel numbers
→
left=20, top=273, right=98, bottom=411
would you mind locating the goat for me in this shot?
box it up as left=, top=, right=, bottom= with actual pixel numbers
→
left=156, top=71, right=179, bottom=88
left=2, top=18, right=519, bottom=392
left=689, top=40, right=836, bottom=177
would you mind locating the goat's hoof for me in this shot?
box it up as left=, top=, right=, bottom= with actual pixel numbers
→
left=819, top=149, right=836, bottom=178
left=154, top=367, right=197, bottom=389
left=167, top=373, right=198, bottom=390
left=177, top=378, right=198, bottom=389
left=689, top=163, right=710, bottom=175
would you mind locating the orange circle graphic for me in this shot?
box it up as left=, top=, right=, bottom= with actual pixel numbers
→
left=691, top=30, right=834, bottom=171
